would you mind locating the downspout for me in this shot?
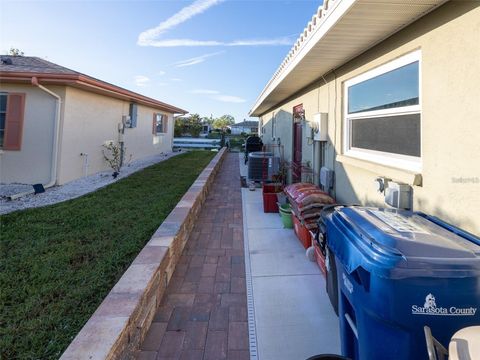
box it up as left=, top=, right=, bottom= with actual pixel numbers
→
left=32, top=76, right=61, bottom=188
left=8, top=78, right=61, bottom=200
left=314, top=141, right=320, bottom=186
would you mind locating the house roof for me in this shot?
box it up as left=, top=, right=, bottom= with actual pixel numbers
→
left=249, top=0, right=447, bottom=117
left=231, top=120, right=259, bottom=128
left=0, top=56, right=187, bottom=114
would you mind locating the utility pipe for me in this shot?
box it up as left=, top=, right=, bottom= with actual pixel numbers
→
left=80, top=153, right=89, bottom=177
left=314, top=141, right=321, bottom=186
left=9, top=78, right=62, bottom=200
left=31, top=76, right=62, bottom=189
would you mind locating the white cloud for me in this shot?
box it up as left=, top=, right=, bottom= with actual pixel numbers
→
left=190, top=89, right=219, bottom=94
left=138, top=0, right=224, bottom=46
left=158, top=70, right=166, bottom=76
left=134, top=75, right=150, bottom=87
left=142, top=38, right=294, bottom=47
left=171, top=78, right=182, bottom=82
left=146, top=39, right=223, bottom=48
left=137, top=0, right=294, bottom=48
left=227, top=37, right=293, bottom=46
left=174, top=51, right=224, bottom=67
left=211, top=94, right=246, bottom=103
left=190, top=88, right=246, bottom=103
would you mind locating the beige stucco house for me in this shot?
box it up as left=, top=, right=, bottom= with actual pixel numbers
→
left=0, top=56, right=186, bottom=187
left=250, top=0, right=480, bottom=235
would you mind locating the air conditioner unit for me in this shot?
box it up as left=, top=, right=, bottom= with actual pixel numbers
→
left=385, top=182, right=412, bottom=209
left=313, top=113, right=328, bottom=141
left=248, top=152, right=280, bottom=182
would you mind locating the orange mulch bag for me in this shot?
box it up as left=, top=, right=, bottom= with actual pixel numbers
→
left=297, top=192, right=335, bottom=211
left=284, top=183, right=317, bottom=200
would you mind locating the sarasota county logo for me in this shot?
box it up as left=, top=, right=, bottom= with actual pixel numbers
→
left=411, top=293, right=477, bottom=316
left=424, top=293, right=437, bottom=310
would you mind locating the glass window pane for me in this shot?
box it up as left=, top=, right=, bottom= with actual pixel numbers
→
left=156, top=114, right=163, bottom=133
left=348, top=62, right=419, bottom=114
left=351, top=113, right=421, bottom=157
left=0, top=113, right=5, bottom=130
left=0, top=95, right=7, bottom=111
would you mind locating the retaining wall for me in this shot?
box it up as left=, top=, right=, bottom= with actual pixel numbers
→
left=60, top=148, right=227, bottom=359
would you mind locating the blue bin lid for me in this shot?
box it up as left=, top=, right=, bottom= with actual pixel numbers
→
left=326, top=207, right=480, bottom=279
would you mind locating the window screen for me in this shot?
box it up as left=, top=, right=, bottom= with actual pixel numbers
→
left=351, top=114, right=421, bottom=157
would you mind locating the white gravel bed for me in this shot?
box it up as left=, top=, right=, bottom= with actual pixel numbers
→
left=0, top=151, right=182, bottom=215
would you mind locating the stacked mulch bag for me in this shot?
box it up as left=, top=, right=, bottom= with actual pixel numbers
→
left=284, top=182, right=336, bottom=231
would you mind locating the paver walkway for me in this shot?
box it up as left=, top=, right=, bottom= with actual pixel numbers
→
left=137, top=153, right=249, bottom=360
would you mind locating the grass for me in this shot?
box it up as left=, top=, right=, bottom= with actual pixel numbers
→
left=0, top=151, right=216, bottom=360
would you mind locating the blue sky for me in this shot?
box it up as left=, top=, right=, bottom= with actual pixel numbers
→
left=0, top=0, right=320, bottom=122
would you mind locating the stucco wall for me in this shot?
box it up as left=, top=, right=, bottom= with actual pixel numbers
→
left=59, top=87, right=174, bottom=184
left=259, top=2, right=480, bottom=235
left=0, top=84, right=65, bottom=184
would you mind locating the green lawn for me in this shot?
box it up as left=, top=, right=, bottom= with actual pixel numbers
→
left=0, top=151, right=216, bottom=360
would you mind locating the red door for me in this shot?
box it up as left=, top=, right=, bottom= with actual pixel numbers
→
left=292, top=121, right=302, bottom=183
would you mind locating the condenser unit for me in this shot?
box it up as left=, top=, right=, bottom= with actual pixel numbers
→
left=248, top=152, right=280, bottom=182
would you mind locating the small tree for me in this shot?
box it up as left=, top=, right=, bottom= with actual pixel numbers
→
left=213, top=114, right=235, bottom=132
left=102, top=141, right=131, bottom=177
left=174, top=117, right=184, bottom=137
left=187, top=113, right=203, bottom=138
left=174, top=114, right=203, bottom=137
left=8, top=48, right=24, bottom=56
left=202, top=116, right=214, bottom=125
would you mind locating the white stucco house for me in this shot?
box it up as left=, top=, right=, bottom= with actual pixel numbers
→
left=229, top=120, right=258, bottom=135
left=0, top=56, right=187, bottom=186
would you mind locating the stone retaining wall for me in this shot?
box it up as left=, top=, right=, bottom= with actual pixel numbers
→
left=61, top=148, right=227, bottom=360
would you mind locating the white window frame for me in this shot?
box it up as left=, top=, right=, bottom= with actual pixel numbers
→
left=343, top=50, right=422, bottom=172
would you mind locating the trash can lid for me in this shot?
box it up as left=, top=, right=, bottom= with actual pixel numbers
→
left=327, top=207, right=480, bottom=279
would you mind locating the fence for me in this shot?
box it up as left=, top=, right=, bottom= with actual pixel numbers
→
left=173, top=137, right=221, bottom=150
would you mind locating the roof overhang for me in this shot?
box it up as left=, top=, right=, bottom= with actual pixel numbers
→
left=0, top=72, right=188, bottom=114
left=249, top=0, right=448, bottom=117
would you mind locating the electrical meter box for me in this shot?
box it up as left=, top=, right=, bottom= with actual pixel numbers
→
left=313, top=113, right=328, bottom=141
left=320, top=167, right=334, bottom=189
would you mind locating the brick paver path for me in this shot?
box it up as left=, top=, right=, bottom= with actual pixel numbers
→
left=137, top=153, right=249, bottom=360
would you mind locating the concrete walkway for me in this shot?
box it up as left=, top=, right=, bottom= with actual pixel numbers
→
left=137, top=153, right=248, bottom=360
left=240, top=154, right=340, bottom=360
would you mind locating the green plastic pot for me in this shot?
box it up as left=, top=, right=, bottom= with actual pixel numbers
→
left=279, top=204, right=293, bottom=228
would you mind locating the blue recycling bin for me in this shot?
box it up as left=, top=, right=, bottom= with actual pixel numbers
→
left=323, top=206, right=480, bottom=360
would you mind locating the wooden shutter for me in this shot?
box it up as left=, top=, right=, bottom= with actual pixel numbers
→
left=163, top=115, right=168, bottom=133
left=152, top=114, right=157, bottom=134
left=3, top=93, right=26, bottom=150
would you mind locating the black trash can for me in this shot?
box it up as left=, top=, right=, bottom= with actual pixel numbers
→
left=325, top=245, right=338, bottom=315
left=319, top=206, right=339, bottom=315
left=306, top=354, right=351, bottom=360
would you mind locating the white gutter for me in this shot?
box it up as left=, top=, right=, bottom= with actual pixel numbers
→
left=9, top=78, right=62, bottom=200
left=249, top=0, right=448, bottom=117
left=32, top=76, right=61, bottom=188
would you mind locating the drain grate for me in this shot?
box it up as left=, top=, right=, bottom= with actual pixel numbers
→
left=242, top=188, right=258, bottom=359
